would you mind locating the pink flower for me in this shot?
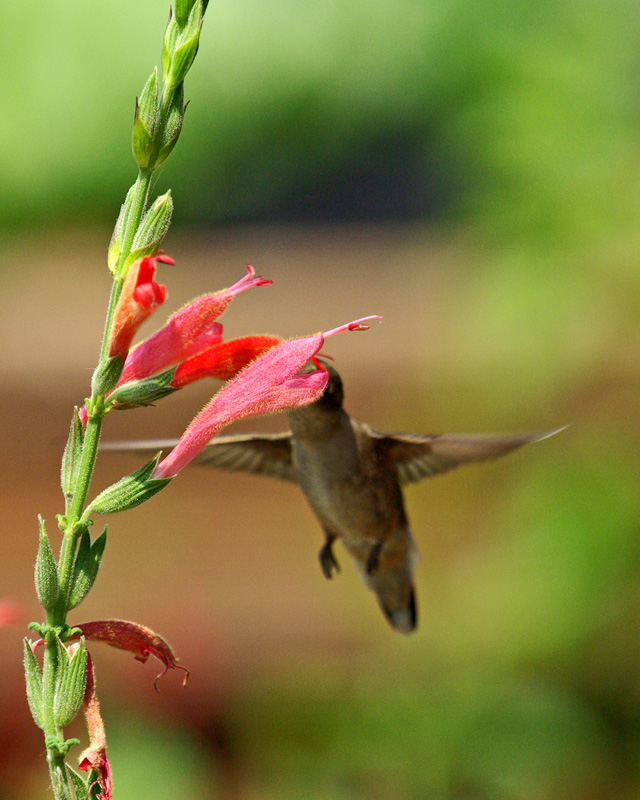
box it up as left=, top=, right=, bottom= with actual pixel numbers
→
left=116, top=265, right=271, bottom=386
left=108, top=252, right=172, bottom=361
left=153, top=316, right=380, bottom=479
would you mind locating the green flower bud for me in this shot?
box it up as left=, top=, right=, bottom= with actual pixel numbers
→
left=106, top=368, right=178, bottom=411
left=61, top=408, right=84, bottom=503
left=162, top=11, right=180, bottom=82
left=155, top=83, right=185, bottom=168
left=23, top=639, right=44, bottom=729
left=91, top=353, right=125, bottom=397
left=130, top=191, right=173, bottom=258
left=166, top=1, right=202, bottom=88
left=133, top=68, right=160, bottom=168
left=68, top=527, right=107, bottom=610
left=53, top=637, right=88, bottom=729
left=108, top=184, right=137, bottom=274
left=89, top=454, right=171, bottom=515
left=35, top=517, right=59, bottom=612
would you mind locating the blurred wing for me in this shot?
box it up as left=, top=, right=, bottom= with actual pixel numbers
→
left=372, top=428, right=564, bottom=486
left=102, top=432, right=296, bottom=483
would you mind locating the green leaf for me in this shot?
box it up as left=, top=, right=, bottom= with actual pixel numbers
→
left=66, top=765, right=88, bottom=799
left=53, top=637, right=87, bottom=728
left=35, top=517, right=59, bottom=611
left=61, top=408, right=85, bottom=502
left=68, top=527, right=107, bottom=610
left=89, top=454, right=172, bottom=515
left=23, top=639, right=44, bottom=729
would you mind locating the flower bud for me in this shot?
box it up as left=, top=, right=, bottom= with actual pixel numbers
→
left=165, top=1, right=202, bottom=88
left=133, top=68, right=160, bottom=168
left=130, top=191, right=173, bottom=259
left=53, top=637, right=88, bottom=728
left=23, top=638, right=44, bottom=729
left=108, top=184, right=137, bottom=274
left=68, top=528, right=107, bottom=611
left=35, top=517, right=59, bottom=612
left=89, top=454, right=171, bottom=515
left=162, top=11, right=180, bottom=82
left=61, top=408, right=85, bottom=503
left=155, top=83, right=185, bottom=168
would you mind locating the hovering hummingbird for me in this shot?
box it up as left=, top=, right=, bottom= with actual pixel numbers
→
left=105, top=364, right=560, bottom=634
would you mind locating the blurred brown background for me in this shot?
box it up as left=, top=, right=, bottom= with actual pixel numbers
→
left=2, top=0, right=640, bottom=798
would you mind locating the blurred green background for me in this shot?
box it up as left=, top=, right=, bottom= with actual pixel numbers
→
left=2, top=0, right=640, bottom=798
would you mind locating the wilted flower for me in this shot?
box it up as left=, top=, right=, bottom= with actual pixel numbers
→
left=78, top=652, right=112, bottom=800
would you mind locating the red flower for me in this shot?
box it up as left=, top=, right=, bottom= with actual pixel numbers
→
left=108, top=252, right=172, bottom=361
left=171, top=334, right=282, bottom=387
left=116, top=265, right=271, bottom=387
left=153, top=317, right=380, bottom=479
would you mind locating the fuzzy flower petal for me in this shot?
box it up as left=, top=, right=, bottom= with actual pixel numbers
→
left=153, top=316, right=380, bottom=479
left=108, top=252, right=172, bottom=360
left=172, top=334, right=282, bottom=387
left=116, top=265, right=271, bottom=386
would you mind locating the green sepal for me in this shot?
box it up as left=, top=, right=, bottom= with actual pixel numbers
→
left=68, top=527, right=107, bottom=610
left=91, top=354, right=125, bottom=397
left=175, top=0, right=196, bottom=27
left=61, top=408, right=85, bottom=502
left=23, top=638, right=44, bottom=729
left=129, top=191, right=173, bottom=259
left=162, top=11, right=180, bottom=81
left=133, top=68, right=159, bottom=168
left=166, top=0, right=202, bottom=87
left=53, top=636, right=88, bottom=728
left=155, top=83, right=185, bottom=168
left=67, top=765, right=88, bottom=798
left=35, top=517, right=59, bottom=611
left=89, top=454, right=172, bottom=515
left=106, top=367, right=178, bottom=410
left=109, top=184, right=137, bottom=274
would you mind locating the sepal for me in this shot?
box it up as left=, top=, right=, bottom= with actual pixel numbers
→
left=68, top=528, right=107, bottom=610
left=61, top=408, right=85, bottom=502
left=108, top=184, right=137, bottom=274
left=106, top=367, right=178, bottom=410
left=162, top=9, right=180, bottom=81
left=133, top=68, right=159, bottom=168
left=129, top=191, right=173, bottom=259
left=53, top=636, right=88, bottom=728
left=23, top=638, right=44, bottom=729
left=91, top=354, right=125, bottom=397
left=89, top=454, right=171, bottom=515
left=35, top=517, right=59, bottom=611
left=66, top=765, right=89, bottom=798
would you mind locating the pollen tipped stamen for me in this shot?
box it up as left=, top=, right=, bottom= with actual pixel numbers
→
left=228, top=264, right=273, bottom=296
left=323, top=315, right=382, bottom=338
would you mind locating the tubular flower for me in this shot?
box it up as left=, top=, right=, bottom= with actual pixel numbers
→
left=172, top=334, right=282, bottom=387
left=108, top=251, right=172, bottom=361
left=68, top=619, right=188, bottom=689
left=153, top=316, right=381, bottom=479
left=116, top=265, right=271, bottom=387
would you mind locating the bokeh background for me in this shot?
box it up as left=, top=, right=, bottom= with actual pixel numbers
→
left=2, top=1, right=640, bottom=798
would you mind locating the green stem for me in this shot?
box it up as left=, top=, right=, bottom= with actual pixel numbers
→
left=43, top=638, right=73, bottom=800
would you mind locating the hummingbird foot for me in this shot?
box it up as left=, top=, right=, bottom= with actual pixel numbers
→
left=366, top=540, right=384, bottom=575
left=319, top=540, right=340, bottom=579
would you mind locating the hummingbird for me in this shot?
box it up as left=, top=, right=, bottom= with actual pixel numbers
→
left=105, top=363, right=560, bottom=634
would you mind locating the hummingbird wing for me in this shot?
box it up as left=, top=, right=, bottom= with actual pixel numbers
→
left=102, top=432, right=297, bottom=482
left=369, top=428, right=563, bottom=486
